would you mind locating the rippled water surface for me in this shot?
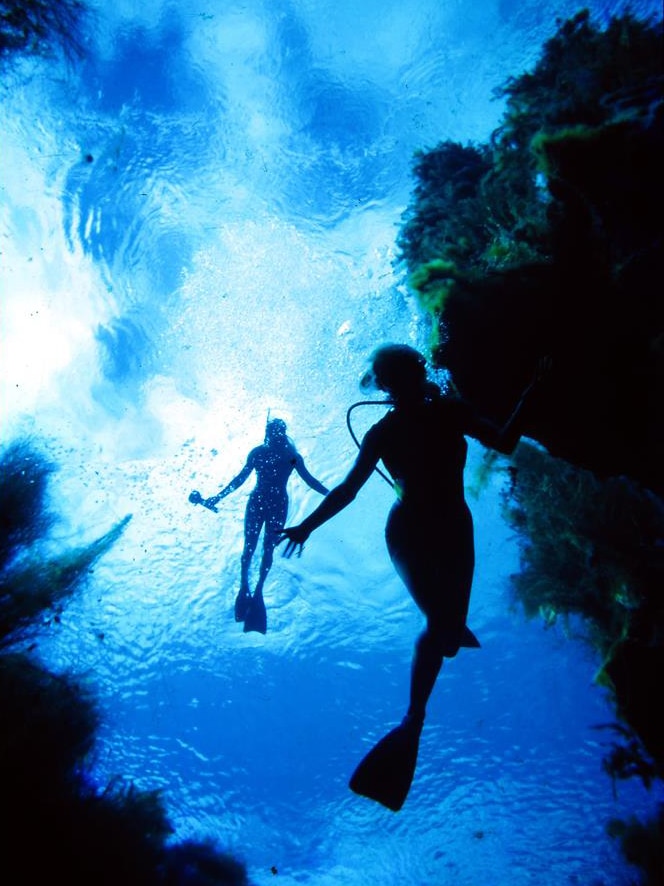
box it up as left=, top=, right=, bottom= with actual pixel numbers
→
left=2, top=0, right=662, bottom=883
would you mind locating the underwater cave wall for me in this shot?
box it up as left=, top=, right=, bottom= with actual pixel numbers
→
left=400, top=9, right=664, bottom=495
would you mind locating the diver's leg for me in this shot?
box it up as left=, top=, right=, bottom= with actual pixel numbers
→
left=387, top=503, right=475, bottom=725
left=406, top=628, right=445, bottom=725
left=254, top=533, right=277, bottom=598
left=236, top=498, right=263, bottom=620
left=244, top=497, right=287, bottom=634
left=240, top=497, right=263, bottom=591
left=254, top=495, right=288, bottom=598
left=244, top=527, right=277, bottom=634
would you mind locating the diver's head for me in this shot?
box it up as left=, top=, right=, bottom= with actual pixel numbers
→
left=360, top=344, right=427, bottom=401
left=265, top=418, right=287, bottom=444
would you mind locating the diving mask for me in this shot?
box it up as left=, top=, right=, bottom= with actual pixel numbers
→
left=359, top=364, right=378, bottom=393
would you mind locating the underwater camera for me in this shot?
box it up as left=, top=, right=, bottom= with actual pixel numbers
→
left=188, top=490, right=219, bottom=512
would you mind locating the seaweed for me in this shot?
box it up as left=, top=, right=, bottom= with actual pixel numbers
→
left=0, top=0, right=90, bottom=63
left=0, top=439, right=134, bottom=647
left=400, top=29, right=664, bottom=835
left=0, top=511, right=132, bottom=648
left=0, top=438, right=56, bottom=572
left=499, top=431, right=664, bottom=880
left=503, top=442, right=664, bottom=778
left=607, top=806, right=664, bottom=886
left=0, top=438, right=250, bottom=885
left=398, top=142, right=494, bottom=273
left=488, top=10, right=663, bottom=252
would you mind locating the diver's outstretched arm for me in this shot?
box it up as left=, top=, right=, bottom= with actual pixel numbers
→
left=294, top=453, right=329, bottom=496
left=205, top=452, right=256, bottom=508
left=281, top=430, right=379, bottom=556
left=465, top=356, right=551, bottom=455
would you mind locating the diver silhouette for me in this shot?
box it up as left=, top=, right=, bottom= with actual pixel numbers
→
left=191, top=419, right=328, bottom=634
left=281, top=345, right=549, bottom=810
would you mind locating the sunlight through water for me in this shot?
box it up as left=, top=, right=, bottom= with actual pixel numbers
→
left=1, top=0, right=662, bottom=884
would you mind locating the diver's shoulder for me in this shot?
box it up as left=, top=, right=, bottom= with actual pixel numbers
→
left=373, top=407, right=397, bottom=428
left=365, top=411, right=394, bottom=444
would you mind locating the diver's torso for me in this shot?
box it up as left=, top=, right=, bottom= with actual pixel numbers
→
left=372, top=398, right=468, bottom=508
left=252, top=444, right=297, bottom=493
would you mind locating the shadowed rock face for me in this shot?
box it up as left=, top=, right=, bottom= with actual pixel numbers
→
left=399, top=15, right=664, bottom=856
left=400, top=11, right=664, bottom=495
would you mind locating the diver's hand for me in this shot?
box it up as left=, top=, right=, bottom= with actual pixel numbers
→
left=280, top=525, right=310, bottom=558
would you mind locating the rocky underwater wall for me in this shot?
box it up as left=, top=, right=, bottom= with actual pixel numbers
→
left=398, top=10, right=664, bottom=879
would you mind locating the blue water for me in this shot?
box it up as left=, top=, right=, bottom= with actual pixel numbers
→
left=1, top=1, right=662, bottom=883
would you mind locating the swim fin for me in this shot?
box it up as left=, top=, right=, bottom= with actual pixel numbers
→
left=243, top=593, right=267, bottom=634
left=234, top=589, right=251, bottom=622
left=461, top=625, right=480, bottom=648
left=349, top=718, right=422, bottom=812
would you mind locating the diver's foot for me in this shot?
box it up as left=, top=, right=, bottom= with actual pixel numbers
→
left=234, top=589, right=251, bottom=622
left=243, top=593, right=267, bottom=634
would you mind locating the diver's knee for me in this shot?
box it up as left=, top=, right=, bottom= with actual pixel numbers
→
left=416, top=629, right=445, bottom=665
left=420, top=625, right=459, bottom=660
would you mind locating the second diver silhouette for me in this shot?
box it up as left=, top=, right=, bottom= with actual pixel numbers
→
left=281, top=345, right=550, bottom=810
left=191, top=419, right=328, bottom=634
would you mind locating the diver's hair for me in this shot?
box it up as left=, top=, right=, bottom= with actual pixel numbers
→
left=371, top=344, right=428, bottom=398
left=265, top=418, right=294, bottom=452
left=266, top=418, right=287, bottom=436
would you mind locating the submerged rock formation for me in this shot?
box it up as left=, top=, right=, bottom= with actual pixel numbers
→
left=399, top=10, right=663, bottom=494
left=398, top=11, right=664, bottom=880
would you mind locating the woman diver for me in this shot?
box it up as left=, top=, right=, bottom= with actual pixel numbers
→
left=198, top=418, right=328, bottom=634
left=280, top=344, right=548, bottom=810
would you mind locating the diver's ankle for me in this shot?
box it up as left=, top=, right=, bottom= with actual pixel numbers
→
left=403, top=711, right=424, bottom=730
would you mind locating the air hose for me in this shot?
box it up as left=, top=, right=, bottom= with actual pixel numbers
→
left=345, top=400, right=395, bottom=489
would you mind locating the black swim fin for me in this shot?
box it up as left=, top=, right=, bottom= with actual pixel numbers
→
left=461, top=625, right=480, bottom=648
left=349, top=718, right=422, bottom=812
left=234, top=589, right=251, bottom=622
left=243, top=593, right=267, bottom=634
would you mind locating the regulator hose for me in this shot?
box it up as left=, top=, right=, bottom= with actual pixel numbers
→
left=345, top=400, right=395, bottom=489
